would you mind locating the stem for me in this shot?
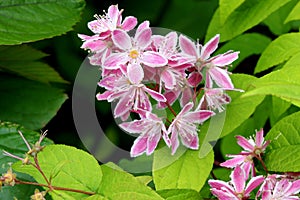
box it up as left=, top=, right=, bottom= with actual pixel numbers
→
left=32, top=156, right=51, bottom=186
left=165, top=101, right=177, bottom=117
left=255, top=154, right=268, bottom=174
left=210, top=171, right=217, bottom=180
left=15, top=180, right=95, bottom=195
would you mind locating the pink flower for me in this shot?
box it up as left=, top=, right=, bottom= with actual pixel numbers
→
left=198, top=88, right=231, bottom=112
left=208, top=166, right=264, bottom=200
left=168, top=102, right=214, bottom=154
left=120, top=110, right=170, bottom=157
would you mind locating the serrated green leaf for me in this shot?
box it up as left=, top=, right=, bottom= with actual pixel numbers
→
left=0, top=121, right=53, bottom=199
left=219, top=0, right=245, bottom=24
left=157, top=189, right=203, bottom=200
left=153, top=147, right=214, bottom=191
left=215, top=33, right=271, bottom=70
left=255, top=33, right=300, bottom=73
left=0, top=45, right=67, bottom=84
left=243, top=65, right=300, bottom=107
left=98, top=163, right=163, bottom=200
left=13, top=144, right=102, bottom=200
left=0, top=75, right=67, bottom=130
left=206, top=0, right=292, bottom=42
left=285, top=1, right=300, bottom=23
left=263, top=0, right=297, bottom=35
left=265, top=111, right=300, bottom=172
left=0, top=0, right=85, bottom=45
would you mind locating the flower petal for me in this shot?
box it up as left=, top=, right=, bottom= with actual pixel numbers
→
left=180, top=87, right=193, bottom=107
left=136, top=21, right=150, bottom=35
left=179, top=35, right=197, bottom=57
left=131, top=135, right=148, bottom=157
left=88, top=20, right=104, bottom=33
left=244, top=175, right=264, bottom=195
left=119, top=120, right=145, bottom=133
left=207, top=67, right=234, bottom=89
left=96, top=91, right=113, bottom=101
left=180, top=132, right=199, bottom=150
left=103, top=53, right=129, bottom=69
left=231, top=166, right=246, bottom=193
left=141, top=51, right=168, bottom=67
left=178, top=102, right=194, bottom=116
left=136, top=28, right=152, bottom=49
left=170, top=128, right=179, bottom=155
left=185, top=110, right=215, bottom=123
left=127, top=63, right=144, bottom=84
left=220, top=155, right=245, bottom=168
left=108, top=5, right=119, bottom=26
left=114, top=95, right=133, bottom=118
left=122, top=16, right=138, bottom=31
left=236, top=135, right=255, bottom=151
left=112, top=29, right=132, bottom=50
left=144, top=87, right=166, bottom=102
left=146, top=132, right=161, bottom=155
left=201, top=34, right=219, bottom=60
left=161, top=70, right=176, bottom=89
left=187, top=71, right=202, bottom=87
left=208, top=179, right=233, bottom=191
left=212, top=52, right=239, bottom=66
left=255, top=128, right=264, bottom=147
left=81, top=39, right=106, bottom=52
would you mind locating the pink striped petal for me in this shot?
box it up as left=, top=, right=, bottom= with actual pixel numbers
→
left=236, top=136, right=255, bottom=151
left=180, top=133, right=198, bottom=149
left=127, top=64, right=144, bottom=84
left=212, top=52, right=239, bottom=66
left=288, top=179, right=300, bottom=194
left=88, top=20, right=103, bottom=33
left=187, top=71, right=202, bottom=87
left=208, top=180, right=233, bottom=191
left=108, top=5, right=119, bottom=26
left=165, top=32, right=178, bottom=50
left=144, top=87, right=166, bottom=102
left=245, top=176, right=264, bottom=195
left=136, top=28, right=152, bottom=49
left=112, top=29, right=132, bottom=50
left=201, top=34, right=219, bottom=60
left=180, top=88, right=193, bottom=108
left=161, top=70, right=176, bottom=89
left=136, top=21, right=150, bottom=35
left=119, top=120, right=145, bottom=133
left=114, top=95, right=133, bottom=117
left=131, top=135, right=148, bottom=157
left=146, top=132, right=161, bottom=155
left=122, top=16, right=138, bottom=31
left=96, top=91, right=113, bottom=101
left=179, top=35, right=197, bottom=57
left=170, top=128, right=179, bottom=155
left=231, top=166, right=246, bottom=193
left=255, top=128, right=264, bottom=147
left=208, top=67, right=234, bottom=89
left=162, top=131, right=171, bottom=147
left=179, top=102, right=194, bottom=116
left=185, top=110, right=215, bottom=123
left=141, top=51, right=168, bottom=67
left=81, top=40, right=106, bottom=52
left=220, top=155, right=245, bottom=168
left=103, top=53, right=129, bottom=69
left=158, top=90, right=179, bottom=108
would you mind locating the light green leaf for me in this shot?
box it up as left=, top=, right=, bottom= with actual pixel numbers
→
left=206, top=0, right=292, bottom=42
left=0, top=122, right=53, bottom=200
left=270, top=96, right=291, bottom=126
left=98, top=163, right=163, bottom=200
left=219, top=0, right=245, bottom=24
left=0, top=75, right=67, bottom=130
left=157, top=189, right=203, bottom=200
left=0, top=45, right=67, bottom=84
left=265, top=111, right=300, bottom=172
left=84, top=195, right=108, bottom=200
left=136, top=176, right=153, bottom=185
left=153, top=147, right=214, bottom=191
left=215, top=33, right=271, bottom=70
left=263, top=0, right=298, bottom=35
left=0, top=0, right=85, bottom=45
left=13, top=144, right=102, bottom=200
left=243, top=66, right=300, bottom=107
left=285, top=1, right=300, bottom=23
left=255, top=33, right=300, bottom=73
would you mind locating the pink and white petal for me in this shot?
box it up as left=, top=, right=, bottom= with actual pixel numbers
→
left=107, top=5, right=120, bottom=26
left=157, top=90, right=179, bottom=108
left=146, top=132, right=161, bottom=155
left=136, top=21, right=150, bottom=35
left=178, top=102, right=194, bottom=116
left=99, top=31, right=111, bottom=39
left=220, top=155, right=245, bottom=168
left=114, top=95, right=133, bottom=118
left=255, top=128, right=265, bottom=147
left=185, top=110, right=215, bottom=123
left=236, top=136, right=255, bottom=151
left=210, top=189, right=238, bottom=200
left=127, top=63, right=144, bottom=84
left=180, top=88, right=193, bottom=108
left=141, top=51, right=168, bottom=67
left=161, top=70, right=176, bottom=89
left=96, top=91, right=113, bottom=101
left=112, top=29, right=132, bottom=50
left=208, top=179, right=232, bottom=190
left=78, top=34, right=95, bottom=41
left=231, top=166, right=246, bottom=193
left=122, top=16, right=138, bottom=31
left=119, top=120, right=145, bottom=133
left=170, top=128, right=180, bottom=155
left=136, top=28, right=152, bottom=49
left=162, top=131, right=171, bottom=147
left=137, top=89, right=152, bottom=111
left=287, top=179, right=300, bottom=194
left=179, top=35, right=198, bottom=57
left=81, top=40, right=106, bottom=52
left=180, top=133, right=199, bottom=150
left=165, top=31, right=178, bottom=50
left=201, top=34, right=220, bottom=60
left=244, top=176, right=264, bottom=195
left=130, top=135, right=148, bottom=157
left=103, top=53, right=129, bottom=69
left=207, top=67, right=234, bottom=89
left=144, top=87, right=166, bottom=102
left=88, top=20, right=104, bottom=33
left=187, top=71, right=202, bottom=87
left=212, top=52, right=239, bottom=66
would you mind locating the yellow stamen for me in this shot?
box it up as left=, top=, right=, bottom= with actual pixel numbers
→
left=129, top=50, right=139, bottom=59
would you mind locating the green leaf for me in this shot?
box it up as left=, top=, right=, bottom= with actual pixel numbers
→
left=219, top=0, right=245, bottom=24
left=265, top=111, right=300, bottom=172
left=153, top=147, right=214, bottom=191
left=98, top=163, right=163, bottom=200
left=285, top=1, right=300, bottom=23
left=84, top=195, right=108, bottom=200
left=157, top=189, right=203, bottom=200
left=263, top=0, right=298, bottom=35
left=206, top=0, right=292, bottom=42
left=0, top=45, right=67, bottom=84
left=0, top=0, right=85, bottom=45
left=0, top=75, right=67, bottom=130
left=255, top=33, right=300, bottom=73
left=270, top=96, right=291, bottom=126
left=0, top=122, right=53, bottom=200
left=13, top=144, right=103, bottom=200
left=243, top=65, right=300, bottom=107
left=136, top=176, right=153, bottom=185
left=215, top=33, right=271, bottom=70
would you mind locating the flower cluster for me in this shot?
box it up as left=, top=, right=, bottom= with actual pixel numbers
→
left=79, top=4, right=240, bottom=157
left=209, top=129, right=300, bottom=199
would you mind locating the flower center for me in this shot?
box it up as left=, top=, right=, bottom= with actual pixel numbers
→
left=129, top=49, right=139, bottom=59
